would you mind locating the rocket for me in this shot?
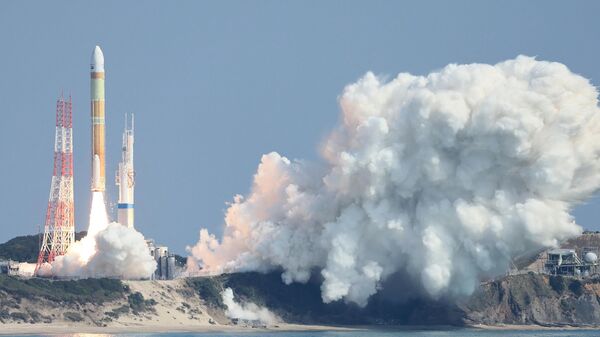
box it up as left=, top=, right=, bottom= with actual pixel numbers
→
left=116, top=114, right=135, bottom=228
left=91, top=45, right=106, bottom=192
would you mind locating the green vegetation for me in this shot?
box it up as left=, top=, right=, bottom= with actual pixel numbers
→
left=0, top=274, right=126, bottom=304
left=26, top=309, right=43, bottom=323
left=127, top=291, right=156, bottom=314
left=9, top=311, right=28, bottom=322
left=0, top=231, right=87, bottom=263
left=0, top=234, right=41, bottom=263
left=63, top=311, right=84, bottom=322
left=186, top=276, right=225, bottom=308
left=106, top=305, right=130, bottom=318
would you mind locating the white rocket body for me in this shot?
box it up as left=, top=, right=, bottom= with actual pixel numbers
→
left=116, top=114, right=135, bottom=228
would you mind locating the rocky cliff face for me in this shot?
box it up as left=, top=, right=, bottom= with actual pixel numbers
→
left=460, top=273, right=600, bottom=326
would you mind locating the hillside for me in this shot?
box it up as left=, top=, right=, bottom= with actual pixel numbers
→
left=0, top=232, right=86, bottom=263
left=0, top=274, right=217, bottom=329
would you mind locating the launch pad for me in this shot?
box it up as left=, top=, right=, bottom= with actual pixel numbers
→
left=34, top=46, right=173, bottom=279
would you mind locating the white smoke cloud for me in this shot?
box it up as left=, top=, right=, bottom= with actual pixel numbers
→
left=40, top=192, right=156, bottom=279
left=188, top=56, right=600, bottom=306
left=16, top=263, right=36, bottom=277
left=221, top=287, right=278, bottom=324
left=50, top=223, right=156, bottom=279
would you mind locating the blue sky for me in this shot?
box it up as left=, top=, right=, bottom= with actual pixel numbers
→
left=1, top=1, right=599, bottom=254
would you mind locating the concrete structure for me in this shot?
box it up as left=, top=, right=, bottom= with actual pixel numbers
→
left=0, top=260, right=20, bottom=276
left=145, top=240, right=177, bottom=280
left=91, top=45, right=106, bottom=192
left=545, top=248, right=599, bottom=277
left=167, top=256, right=176, bottom=280
left=116, top=114, right=135, bottom=228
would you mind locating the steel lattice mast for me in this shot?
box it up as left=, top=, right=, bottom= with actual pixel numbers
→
left=35, top=95, right=75, bottom=275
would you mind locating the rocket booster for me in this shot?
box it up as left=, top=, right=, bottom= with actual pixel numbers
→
left=91, top=46, right=106, bottom=192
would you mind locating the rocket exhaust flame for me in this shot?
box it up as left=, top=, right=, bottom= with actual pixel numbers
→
left=71, top=191, right=109, bottom=264
left=188, top=56, right=600, bottom=306
left=87, top=192, right=109, bottom=240
left=91, top=154, right=102, bottom=192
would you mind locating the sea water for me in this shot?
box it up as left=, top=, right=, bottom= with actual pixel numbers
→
left=18, top=330, right=600, bottom=337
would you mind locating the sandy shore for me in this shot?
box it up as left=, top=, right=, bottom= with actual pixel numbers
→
left=0, top=323, right=357, bottom=335
left=4, top=322, right=600, bottom=335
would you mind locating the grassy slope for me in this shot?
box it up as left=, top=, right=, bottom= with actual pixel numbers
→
left=0, top=232, right=87, bottom=263
left=0, top=275, right=160, bottom=324
left=0, top=274, right=126, bottom=304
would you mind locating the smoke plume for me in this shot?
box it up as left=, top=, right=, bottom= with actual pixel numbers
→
left=221, top=287, right=278, bottom=324
left=41, top=192, right=156, bottom=279
left=188, top=56, right=600, bottom=306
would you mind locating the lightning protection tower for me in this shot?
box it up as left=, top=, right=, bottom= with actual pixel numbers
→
left=35, top=95, right=75, bottom=275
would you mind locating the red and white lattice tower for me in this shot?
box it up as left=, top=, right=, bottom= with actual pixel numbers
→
left=35, top=95, right=75, bottom=275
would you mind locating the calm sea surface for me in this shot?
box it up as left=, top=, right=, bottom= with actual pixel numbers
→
left=16, top=330, right=600, bottom=337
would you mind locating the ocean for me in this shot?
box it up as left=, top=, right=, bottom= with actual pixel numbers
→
left=16, top=330, right=600, bottom=337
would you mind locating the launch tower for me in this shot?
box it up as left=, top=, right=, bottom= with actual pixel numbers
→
left=36, top=95, right=75, bottom=274
left=116, top=113, right=135, bottom=228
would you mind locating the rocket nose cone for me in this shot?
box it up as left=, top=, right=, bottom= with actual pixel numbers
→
left=91, top=45, right=104, bottom=72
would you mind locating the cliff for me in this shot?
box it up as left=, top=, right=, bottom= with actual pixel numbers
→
left=461, top=273, right=600, bottom=326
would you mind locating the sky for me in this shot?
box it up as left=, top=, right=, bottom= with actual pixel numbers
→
left=0, top=1, right=599, bottom=254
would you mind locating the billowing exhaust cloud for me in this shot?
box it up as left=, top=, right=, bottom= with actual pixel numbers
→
left=221, top=288, right=278, bottom=324
left=39, top=192, right=156, bottom=279
left=49, top=223, right=156, bottom=279
left=188, top=56, right=600, bottom=306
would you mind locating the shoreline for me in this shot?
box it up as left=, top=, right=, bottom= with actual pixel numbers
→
left=471, top=323, right=600, bottom=330
left=2, top=323, right=600, bottom=335
left=0, top=323, right=358, bottom=335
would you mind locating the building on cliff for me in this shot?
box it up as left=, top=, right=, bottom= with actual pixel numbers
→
left=544, top=248, right=599, bottom=277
